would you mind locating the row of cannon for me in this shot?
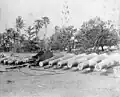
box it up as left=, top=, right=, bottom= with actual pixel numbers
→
left=0, top=50, right=53, bottom=67
left=0, top=52, right=120, bottom=72
left=0, top=55, right=29, bottom=66
left=38, top=52, right=120, bottom=72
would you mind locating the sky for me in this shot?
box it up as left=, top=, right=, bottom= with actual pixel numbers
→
left=0, top=0, right=120, bottom=38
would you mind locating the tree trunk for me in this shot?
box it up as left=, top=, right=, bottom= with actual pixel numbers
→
left=44, top=25, right=47, bottom=50
left=44, top=25, right=47, bottom=40
left=13, top=38, right=16, bottom=53
left=67, top=42, right=71, bottom=52
left=18, top=30, right=21, bottom=53
left=101, top=46, right=104, bottom=51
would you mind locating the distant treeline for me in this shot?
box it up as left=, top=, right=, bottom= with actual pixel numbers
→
left=0, top=16, right=119, bottom=53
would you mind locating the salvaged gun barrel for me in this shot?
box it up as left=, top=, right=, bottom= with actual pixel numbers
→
left=27, top=50, right=44, bottom=64
left=89, top=53, right=108, bottom=67
left=28, top=50, right=53, bottom=67
left=77, top=53, right=98, bottom=70
left=112, top=66, right=120, bottom=78
left=0, top=57, right=8, bottom=64
left=0, top=53, right=6, bottom=58
left=49, top=53, right=75, bottom=67
left=68, top=53, right=97, bottom=69
left=95, top=53, right=120, bottom=71
left=39, top=54, right=64, bottom=67
left=57, top=53, right=86, bottom=68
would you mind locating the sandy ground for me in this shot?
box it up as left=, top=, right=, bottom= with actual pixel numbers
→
left=0, top=67, right=120, bottom=97
left=0, top=52, right=120, bottom=97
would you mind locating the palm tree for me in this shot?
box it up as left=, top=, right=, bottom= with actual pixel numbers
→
left=42, top=17, right=50, bottom=40
left=24, top=26, right=35, bottom=41
left=34, top=19, right=44, bottom=39
left=15, top=16, right=25, bottom=52
left=15, top=16, right=25, bottom=33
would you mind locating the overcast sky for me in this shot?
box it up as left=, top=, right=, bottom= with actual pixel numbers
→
left=0, top=0, right=120, bottom=38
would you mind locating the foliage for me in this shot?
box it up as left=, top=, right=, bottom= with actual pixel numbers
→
left=50, top=26, right=77, bottom=51
left=22, top=40, right=40, bottom=52
left=24, top=26, right=36, bottom=41
left=0, top=16, right=119, bottom=53
left=75, top=17, right=120, bottom=51
left=42, top=17, right=50, bottom=50
left=42, top=17, right=50, bottom=28
left=34, top=19, right=44, bottom=38
left=15, top=16, right=25, bottom=32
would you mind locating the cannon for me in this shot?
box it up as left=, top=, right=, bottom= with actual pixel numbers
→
left=39, top=54, right=64, bottom=67
left=28, top=50, right=53, bottom=67
left=57, top=53, right=86, bottom=68
left=95, top=53, right=120, bottom=71
left=49, top=54, right=75, bottom=68
left=68, top=53, right=97, bottom=69
left=77, top=53, right=98, bottom=70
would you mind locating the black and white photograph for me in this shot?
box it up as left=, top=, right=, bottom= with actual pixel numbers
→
left=0, top=0, right=120, bottom=97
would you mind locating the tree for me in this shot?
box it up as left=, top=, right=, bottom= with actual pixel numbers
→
left=42, top=17, right=50, bottom=40
left=6, top=28, right=20, bottom=52
left=21, top=25, right=40, bottom=52
left=34, top=19, right=44, bottom=40
left=50, top=33, right=62, bottom=50
left=15, top=16, right=25, bottom=34
left=50, top=25, right=77, bottom=51
left=55, top=26, right=61, bottom=33
left=19, top=34, right=26, bottom=48
left=61, top=26, right=77, bottom=52
left=22, top=40, right=40, bottom=52
left=0, top=33, right=3, bottom=47
left=15, top=16, right=25, bottom=52
left=75, top=17, right=119, bottom=52
left=24, top=26, right=35, bottom=41
left=61, top=1, right=70, bottom=27
left=5, top=28, right=14, bottom=51
left=0, top=32, right=9, bottom=52
left=49, top=26, right=62, bottom=50
left=42, top=17, right=50, bottom=50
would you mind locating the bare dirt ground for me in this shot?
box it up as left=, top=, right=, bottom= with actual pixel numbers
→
left=0, top=52, right=120, bottom=97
